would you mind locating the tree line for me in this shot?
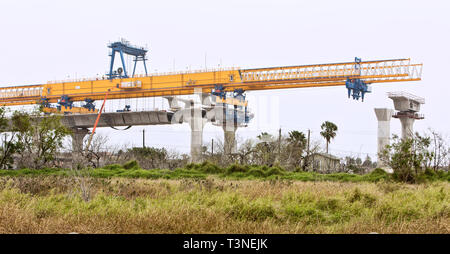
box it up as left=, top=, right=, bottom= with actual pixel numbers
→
left=0, top=107, right=448, bottom=183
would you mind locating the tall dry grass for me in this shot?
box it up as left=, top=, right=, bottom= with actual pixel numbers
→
left=0, top=176, right=448, bottom=233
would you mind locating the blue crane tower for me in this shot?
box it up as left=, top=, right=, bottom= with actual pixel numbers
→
left=107, top=39, right=148, bottom=79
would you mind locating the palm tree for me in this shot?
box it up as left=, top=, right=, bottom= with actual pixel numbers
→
left=287, top=130, right=307, bottom=168
left=320, top=121, right=338, bottom=154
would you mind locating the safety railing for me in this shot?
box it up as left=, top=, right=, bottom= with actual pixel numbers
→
left=387, top=91, right=425, bottom=104
left=0, top=87, right=43, bottom=98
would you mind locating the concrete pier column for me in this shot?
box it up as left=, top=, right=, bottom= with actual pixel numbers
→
left=399, top=117, right=415, bottom=140
left=388, top=92, right=425, bottom=141
left=71, top=128, right=89, bottom=153
left=223, top=126, right=237, bottom=155
left=188, top=104, right=205, bottom=163
left=186, top=87, right=209, bottom=163
left=374, top=108, right=393, bottom=167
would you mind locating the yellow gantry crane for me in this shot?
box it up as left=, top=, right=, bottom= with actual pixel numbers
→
left=0, top=41, right=423, bottom=113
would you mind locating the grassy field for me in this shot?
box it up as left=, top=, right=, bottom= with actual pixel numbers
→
left=0, top=175, right=448, bottom=233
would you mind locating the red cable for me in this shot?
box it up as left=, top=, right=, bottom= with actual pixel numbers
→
left=91, top=90, right=109, bottom=136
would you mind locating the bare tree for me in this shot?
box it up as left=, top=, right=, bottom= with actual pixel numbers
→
left=428, top=129, right=449, bottom=171
left=237, top=139, right=255, bottom=165
left=165, top=149, right=189, bottom=169
left=84, top=134, right=110, bottom=168
left=304, top=138, right=323, bottom=172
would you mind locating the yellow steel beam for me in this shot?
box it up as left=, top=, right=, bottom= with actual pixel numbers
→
left=0, top=59, right=422, bottom=107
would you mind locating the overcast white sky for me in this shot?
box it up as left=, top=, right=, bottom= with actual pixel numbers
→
left=1, top=0, right=449, bottom=159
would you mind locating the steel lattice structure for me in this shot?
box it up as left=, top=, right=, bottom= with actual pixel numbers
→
left=0, top=51, right=422, bottom=109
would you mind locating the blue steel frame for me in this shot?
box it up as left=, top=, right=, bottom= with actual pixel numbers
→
left=212, top=86, right=250, bottom=125
left=57, top=95, right=73, bottom=110
left=345, top=57, right=371, bottom=102
left=107, top=41, right=148, bottom=79
left=82, top=98, right=96, bottom=111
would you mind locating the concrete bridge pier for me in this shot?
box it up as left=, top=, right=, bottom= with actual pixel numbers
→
left=165, top=92, right=208, bottom=163
left=388, top=92, right=425, bottom=140
left=223, top=125, right=238, bottom=155
left=399, top=117, right=416, bottom=140
left=187, top=104, right=207, bottom=163
left=71, top=128, right=89, bottom=153
left=374, top=108, right=393, bottom=167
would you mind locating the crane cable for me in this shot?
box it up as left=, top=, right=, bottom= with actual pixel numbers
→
left=85, top=89, right=110, bottom=152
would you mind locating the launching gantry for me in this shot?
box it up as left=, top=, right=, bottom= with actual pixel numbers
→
left=0, top=54, right=422, bottom=122
left=0, top=53, right=422, bottom=111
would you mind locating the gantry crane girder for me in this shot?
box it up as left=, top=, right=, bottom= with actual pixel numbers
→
left=0, top=58, right=422, bottom=107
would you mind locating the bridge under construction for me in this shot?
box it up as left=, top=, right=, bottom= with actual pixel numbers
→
left=0, top=39, right=423, bottom=162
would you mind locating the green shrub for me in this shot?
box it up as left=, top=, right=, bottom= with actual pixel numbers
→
left=414, top=168, right=440, bottom=183
left=424, top=168, right=436, bottom=176
left=88, top=168, right=118, bottom=178
left=122, top=160, right=140, bottom=170
left=436, top=170, right=445, bottom=179
left=185, top=163, right=198, bottom=170
left=444, top=172, right=450, bottom=181
left=294, top=167, right=304, bottom=173
left=119, top=169, right=162, bottom=179
left=265, top=166, right=285, bottom=176
left=436, top=170, right=450, bottom=181
left=226, top=164, right=249, bottom=174
left=198, top=161, right=222, bottom=174
left=371, top=168, right=388, bottom=175
left=103, top=164, right=123, bottom=170
left=248, top=168, right=266, bottom=177
left=365, top=168, right=390, bottom=182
